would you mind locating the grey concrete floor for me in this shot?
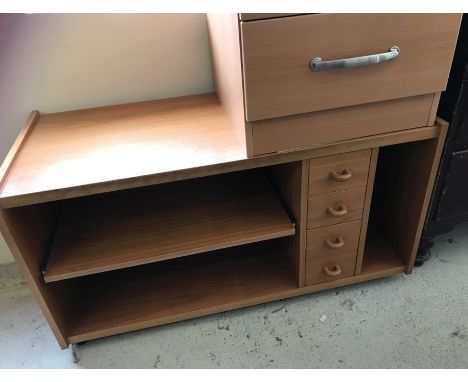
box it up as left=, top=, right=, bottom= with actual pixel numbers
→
left=1, top=223, right=468, bottom=368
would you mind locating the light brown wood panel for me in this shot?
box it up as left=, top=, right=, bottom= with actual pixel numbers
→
left=44, top=171, right=294, bottom=282
left=309, top=149, right=371, bottom=195
left=207, top=14, right=251, bottom=155
left=0, top=94, right=245, bottom=208
left=428, top=92, right=442, bottom=126
left=307, top=187, right=366, bottom=228
left=354, top=148, right=379, bottom=275
left=0, top=111, right=39, bottom=189
left=268, top=161, right=308, bottom=286
left=0, top=92, right=441, bottom=209
left=241, top=14, right=460, bottom=121
left=0, top=204, right=69, bottom=348
left=251, top=94, right=434, bottom=155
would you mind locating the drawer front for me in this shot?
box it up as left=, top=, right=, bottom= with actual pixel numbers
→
left=308, top=187, right=365, bottom=228
left=250, top=94, right=434, bottom=155
left=305, top=221, right=361, bottom=284
left=309, top=150, right=371, bottom=195
left=306, top=220, right=361, bottom=257
left=241, top=13, right=460, bottom=121
left=306, top=250, right=357, bottom=285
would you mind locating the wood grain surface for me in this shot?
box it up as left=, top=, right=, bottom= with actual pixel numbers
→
left=241, top=13, right=460, bottom=120
left=308, top=149, right=371, bottom=195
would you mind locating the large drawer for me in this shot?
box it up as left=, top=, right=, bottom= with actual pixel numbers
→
left=241, top=13, right=460, bottom=121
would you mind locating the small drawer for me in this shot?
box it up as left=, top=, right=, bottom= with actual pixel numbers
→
left=306, top=221, right=361, bottom=285
left=307, top=187, right=365, bottom=228
left=309, top=150, right=371, bottom=195
left=241, top=13, right=460, bottom=121
left=306, top=220, right=361, bottom=257
left=306, top=250, right=357, bottom=285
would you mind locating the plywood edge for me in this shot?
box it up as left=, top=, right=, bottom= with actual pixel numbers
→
left=427, top=92, right=442, bottom=126
left=406, top=117, right=449, bottom=273
left=0, top=110, right=39, bottom=190
left=355, top=148, right=379, bottom=275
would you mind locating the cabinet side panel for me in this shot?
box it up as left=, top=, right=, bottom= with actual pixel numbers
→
left=355, top=148, right=379, bottom=275
left=207, top=14, right=250, bottom=155
left=0, top=204, right=69, bottom=348
left=268, top=161, right=308, bottom=286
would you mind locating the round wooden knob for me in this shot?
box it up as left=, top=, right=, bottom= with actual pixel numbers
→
left=325, top=236, right=345, bottom=249
left=323, top=264, right=342, bottom=277
left=329, top=169, right=352, bottom=182
left=326, top=204, right=348, bottom=217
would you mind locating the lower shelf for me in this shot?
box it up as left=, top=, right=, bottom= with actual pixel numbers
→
left=361, top=225, right=407, bottom=276
left=66, top=240, right=297, bottom=343
left=64, top=226, right=408, bottom=344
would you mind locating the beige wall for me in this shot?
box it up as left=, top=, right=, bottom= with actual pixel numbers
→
left=0, top=13, right=214, bottom=264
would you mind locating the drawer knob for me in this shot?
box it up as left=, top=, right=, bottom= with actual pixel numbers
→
left=325, top=236, right=345, bottom=249
left=329, top=169, right=353, bottom=182
left=310, top=46, right=400, bottom=71
left=327, top=204, right=348, bottom=217
left=323, top=264, right=342, bottom=277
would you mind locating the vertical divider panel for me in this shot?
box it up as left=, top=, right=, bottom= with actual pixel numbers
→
left=267, top=160, right=309, bottom=287
left=355, top=148, right=379, bottom=275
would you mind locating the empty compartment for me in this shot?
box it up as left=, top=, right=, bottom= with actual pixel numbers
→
left=62, top=239, right=298, bottom=343
left=362, top=137, right=442, bottom=275
left=43, top=169, right=296, bottom=282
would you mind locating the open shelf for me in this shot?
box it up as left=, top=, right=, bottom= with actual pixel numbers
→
left=0, top=93, right=246, bottom=208
left=44, top=170, right=295, bottom=282
left=65, top=240, right=297, bottom=343
left=361, top=225, right=406, bottom=277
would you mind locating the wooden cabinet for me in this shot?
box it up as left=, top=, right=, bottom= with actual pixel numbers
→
left=208, top=13, right=461, bottom=156
left=0, top=13, right=460, bottom=349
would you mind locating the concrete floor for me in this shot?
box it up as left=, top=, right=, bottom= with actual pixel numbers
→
left=1, top=223, right=468, bottom=368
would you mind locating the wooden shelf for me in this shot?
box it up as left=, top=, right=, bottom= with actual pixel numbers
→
left=0, top=93, right=246, bottom=208
left=65, top=226, right=408, bottom=344
left=65, top=241, right=297, bottom=344
left=44, top=171, right=295, bottom=282
left=0, top=91, right=441, bottom=209
left=361, top=225, right=407, bottom=276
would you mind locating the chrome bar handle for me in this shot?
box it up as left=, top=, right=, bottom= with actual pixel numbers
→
left=310, top=46, right=400, bottom=71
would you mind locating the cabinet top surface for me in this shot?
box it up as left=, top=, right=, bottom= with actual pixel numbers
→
left=0, top=93, right=247, bottom=207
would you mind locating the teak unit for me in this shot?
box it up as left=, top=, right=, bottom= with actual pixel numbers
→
left=0, top=13, right=461, bottom=349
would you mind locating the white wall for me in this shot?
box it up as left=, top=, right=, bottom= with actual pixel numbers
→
left=0, top=13, right=214, bottom=264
